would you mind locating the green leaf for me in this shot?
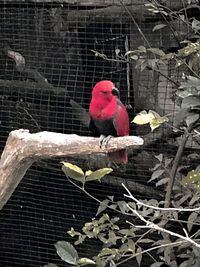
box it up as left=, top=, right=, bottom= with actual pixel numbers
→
left=137, top=238, right=154, bottom=243
left=98, top=213, right=110, bottom=224
left=85, top=170, right=93, bottom=176
left=125, top=50, right=136, bottom=56
left=152, top=24, right=167, bottom=31
left=55, top=241, right=79, bottom=265
left=98, top=248, right=118, bottom=257
left=189, top=192, right=200, bottom=205
left=150, top=116, right=169, bottom=131
left=132, top=110, right=168, bottom=130
left=181, top=95, right=200, bottom=109
left=156, top=177, right=169, bottom=187
left=74, top=234, right=87, bottom=245
left=185, top=113, right=199, bottom=127
left=148, top=48, right=165, bottom=56
left=148, top=169, right=165, bottom=183
left=96, top=199, right=109, bottom=216
left=176, top=88, right=200, bottom=98
left=175, top=108, right=190, bottom=125
left=138, top=45, right=147, bottom=53
left=187, top=212, right=198, bottom=232
left=130, top=55, right=138, bottom=60
left=180, top=75, right=200, bottom=89
left=120, top=239, right=135, bottom=253
left=165, top=157, right=173, bottom=167
left=115, top=48, right=120, bottom=56
left=182, top=170, right=200, bottom=185
left=117, top=201, right=128, bottom=213
left=77, top=258, right=96, bottom=266
left=136, top=247, right=142, bottom=266
left=85, top=168, right=113, bottom=182
left=132, top=110, right=154, bottom=124
left=61, top=162, right=85, bottom=182
left=155, top=153, right=163, bottom=162
left=67, top=227, right=81, bottom=237
left=119, top=228, right=136, bottom=237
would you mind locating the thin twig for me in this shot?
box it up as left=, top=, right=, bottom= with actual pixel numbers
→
left=122, top=183, right=200, bottom=212
left=92, top=49, right=179, bottom=87
left=126, top=204, right=200, bottom=248
left=164, top=124, right=194, bottom=212
left=119, top=0, right=152, bottom=49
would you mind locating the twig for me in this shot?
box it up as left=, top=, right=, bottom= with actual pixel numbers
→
left=119, top=0, right=152, bottom=49
left=126, top=205, right=200, bottom=248
left=116, top=240, right=184, bottom=266
left=164, top=124, right=194, bottom=212
left=122, top=183, right=200, bottom=212
left=181, top=0, right=189, bottom=38
left=92, top=50, right=179, bottom=87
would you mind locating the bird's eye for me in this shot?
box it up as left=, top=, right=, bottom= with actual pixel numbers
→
left=102, top=91, right=107, bottom=94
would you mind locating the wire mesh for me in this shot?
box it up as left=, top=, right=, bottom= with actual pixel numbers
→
left=0, top=1, right=194, bottom=266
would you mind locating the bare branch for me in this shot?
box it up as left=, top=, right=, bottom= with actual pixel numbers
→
left=122, top=183, right=200, bottom=212
left=121, top=183, right=200, bottom=249
left=0, top=129, right=143, bottom=210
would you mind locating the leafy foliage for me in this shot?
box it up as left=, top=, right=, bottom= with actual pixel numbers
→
left=61, top=162, right=113, bottom=185
left=132, top=110, right=169, bottom=131
left=182, top=169, right=200, bottom=190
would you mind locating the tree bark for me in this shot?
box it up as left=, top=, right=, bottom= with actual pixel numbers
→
left=0, top=129, right=143, bottom=210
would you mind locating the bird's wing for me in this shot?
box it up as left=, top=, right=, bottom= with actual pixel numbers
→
left=113, top=100, right=129, bottom=136
left=88, top=113, right=100, bottom=137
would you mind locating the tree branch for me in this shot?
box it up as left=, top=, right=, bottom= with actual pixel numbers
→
left=0, top=129, right=143, bottom=210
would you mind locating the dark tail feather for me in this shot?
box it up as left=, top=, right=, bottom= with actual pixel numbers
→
left=108, top=149, right=128, bottom=163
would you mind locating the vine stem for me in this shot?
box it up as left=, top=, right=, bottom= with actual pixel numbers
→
left=159, top=124, right=194, bottom=228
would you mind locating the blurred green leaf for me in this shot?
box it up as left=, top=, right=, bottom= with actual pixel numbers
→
left=61, top=162, right=85, bottom=182
left=55, top=241, right=79, bottom=265
left=97, top=248, right=118, bottom=257
left=67, top=227, right=81, bottom=237
left=77, top=258, right=96, bottom=266
left=187, top=212, right=198, bottom=232
left=96, top=199, right=109, bottom=216
left=117, top=201, right=128, bottom=213
left=155, top=154, right=163, bottom=162
left=85, top=168, right=113, bottom=182
left=150, top=116, right=169, bottom=131
left=148, top=169, right=165, bottom=183
left=185, top=113, right=199, bottom=126
left=148, top=48, right=165, bottom=56
left=182, top=169, right=200, bottom=184
left=175, top=108, right=190, bottom=126
left=125, top=50, right=136, bottom=56
left=136, top=247, right=142, bottom=266
left=181, top=95, right=200, bottom=109
left=138, top=45, right=147, bottom=53
left=152, top=24, right=167, bottom=31
left=132, top=110, right=154, bottom=124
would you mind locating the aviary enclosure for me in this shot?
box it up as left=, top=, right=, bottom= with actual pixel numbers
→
left=0, top=1, right=200, bottom=267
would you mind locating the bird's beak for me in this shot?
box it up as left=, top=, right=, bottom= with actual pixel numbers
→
left=112, top=87, right=119, bottom=96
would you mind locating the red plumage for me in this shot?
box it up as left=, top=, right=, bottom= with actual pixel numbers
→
left=89, top=80, right=129, bottom=163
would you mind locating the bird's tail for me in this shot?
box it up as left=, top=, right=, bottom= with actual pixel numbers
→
left=108, top=149, right=128, bottom=163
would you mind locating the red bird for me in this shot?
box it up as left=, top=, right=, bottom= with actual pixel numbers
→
left=89, top=80, right=129, bottom=163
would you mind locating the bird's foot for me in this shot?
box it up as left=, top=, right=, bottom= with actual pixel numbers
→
left=99, top=134, right=113, bottom=148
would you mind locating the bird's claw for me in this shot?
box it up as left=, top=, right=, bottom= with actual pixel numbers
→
left=99, top=134, right=113, bottom=148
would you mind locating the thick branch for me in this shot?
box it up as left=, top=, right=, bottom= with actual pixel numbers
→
left=0, top=129, right=143, bottom=210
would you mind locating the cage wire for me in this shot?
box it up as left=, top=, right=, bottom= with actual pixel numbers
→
left=0, top=1, right=195, bottom=266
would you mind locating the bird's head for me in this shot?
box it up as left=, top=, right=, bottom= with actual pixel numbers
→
left=92, top=80, right=119, bottom=103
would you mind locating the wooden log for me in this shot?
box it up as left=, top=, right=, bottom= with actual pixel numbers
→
left=0, top=129, right=143, bottom=210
